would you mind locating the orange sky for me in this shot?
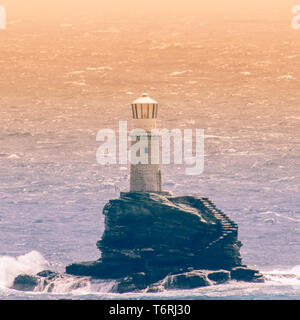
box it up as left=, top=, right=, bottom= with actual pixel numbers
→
left=1, top=0, right=295, bottom=23
left=0, top=0, right=299, bottom=106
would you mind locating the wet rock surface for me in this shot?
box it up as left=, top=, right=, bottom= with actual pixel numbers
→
left=12, top=275, right=39, bottom=292
left=65, top=192, right=264, bottom=292
left=163, top=271, right=210, bottom=289
left=11, top=270, right=92, bottom=293
left=207, top=270, right=231, bottom=284
left=230, top=267, right=265, bottom=283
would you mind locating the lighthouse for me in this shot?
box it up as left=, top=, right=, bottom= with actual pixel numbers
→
left=129, top=93, right=162, bottom=192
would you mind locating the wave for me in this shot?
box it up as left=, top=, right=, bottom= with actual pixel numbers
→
left=263, top=266, right=300, bottom=288
left=0, top=251, right=48, bottom=288
left=0, top=251, right=115, bottom=294
left=38, top=276, right=116, bottom=295
left=1, top=251, right=300, bottom=297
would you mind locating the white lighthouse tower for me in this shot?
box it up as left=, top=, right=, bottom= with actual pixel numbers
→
left=129, top=93, right=162, bottom=192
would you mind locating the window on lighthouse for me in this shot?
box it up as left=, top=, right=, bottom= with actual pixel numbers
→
left=144, top=147, right=148, bottom=154
left=132, top=102, right=158, bottom=119
left=151, top=104, right=158, bottom=119
left=143, top=105, right=149, bottom=118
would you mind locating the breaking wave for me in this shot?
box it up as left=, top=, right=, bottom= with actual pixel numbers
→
left=264, top=266, right=300, bottom=288
left=0, top=251, right=115, bottom=294
left=0, top=251, right=48, bottom=288
left=1, top=251, right=300, bottom=298
left=39, top=276, right=116, bottom=295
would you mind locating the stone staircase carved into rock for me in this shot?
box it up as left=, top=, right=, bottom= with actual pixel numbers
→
left=200, top=198, right=238, bottom=251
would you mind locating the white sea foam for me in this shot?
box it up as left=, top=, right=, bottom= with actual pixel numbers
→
left=258, top=211, right=300, bottom=223
left=64, top=81, right=86, bottom=86
left=0, top=251, right=116, bottom=294
left=277, top=75, right=295, bottom=80
left=86, top=66, right=112, bottom=72
left=7, top=154, right=20, bottom=159
left=169, top=70, right=192, bottom=76
left=264, top=266, right=300, bottom=288
left=68, top=70, right=85, bottom=75
left=287, top=55, right=298, bottom=59
left=43, top=277, right=116, bottom=294
left=0, top=251, right=48, bottom=288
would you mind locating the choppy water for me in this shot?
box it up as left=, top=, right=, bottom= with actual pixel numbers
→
left=0, top=1, right=299, bottom=299
left=1, top=251, right=300, bottom=300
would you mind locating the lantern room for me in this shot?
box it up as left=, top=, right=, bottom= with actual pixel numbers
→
left=131, top=93, right=158, bottom=119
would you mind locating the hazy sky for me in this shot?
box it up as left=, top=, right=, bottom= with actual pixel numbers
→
left=1, top=0, right=299, bottom=104
left=1, top=0, right=294, bottom=23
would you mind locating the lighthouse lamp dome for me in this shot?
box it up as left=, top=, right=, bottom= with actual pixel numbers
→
left=131, top=93, right=158, bottom=119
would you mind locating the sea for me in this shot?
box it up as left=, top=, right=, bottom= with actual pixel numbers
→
left=0, top=1, right=299, bottom=299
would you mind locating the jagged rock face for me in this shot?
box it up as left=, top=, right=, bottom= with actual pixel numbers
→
left=67, top=192, right=243, bottom=282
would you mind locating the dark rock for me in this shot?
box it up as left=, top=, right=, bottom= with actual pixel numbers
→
left=67, top=192, right=243, bottom=285
left=112, top=277, right=137, bottom=293
left=66, top=260, right=127, bottom=279
left=231, top=267, right=265, bottom=283
left=163, top=271, right=210, bottom=290
left=36, top=270, right=59, bottom=280
left=12, top=274, right=39, bottom=292
left=131, top=272, right=148, bottom=290
left=146, top=284, right=164, bottom=293
left=11, top=270, right=96, bottom=293
left=112, top=272, right=148, bottom=293
left=66, top=192, right=264, bottom=292
left=207, top=270, right=231, bottom=284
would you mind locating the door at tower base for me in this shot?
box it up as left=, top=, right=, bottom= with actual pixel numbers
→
left=130, top=164, right=162, bottom=192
